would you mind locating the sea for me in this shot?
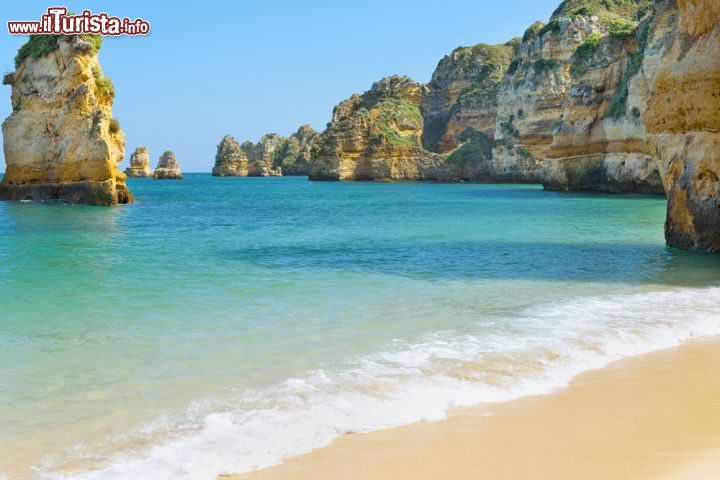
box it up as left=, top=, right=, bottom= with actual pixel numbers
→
left=1, top=174, right=719, bottom=479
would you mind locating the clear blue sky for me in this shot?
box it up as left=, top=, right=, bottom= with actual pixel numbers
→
left=1, top=0, right=560, bottom=172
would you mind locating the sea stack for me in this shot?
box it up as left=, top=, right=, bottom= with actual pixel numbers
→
left=212, top=135, right=248, bottom=176
left=153, top=150, right=183, bottom=179
left=0, top=34, right=133, bottom=204
left=124, top=146, right=153, bottom=178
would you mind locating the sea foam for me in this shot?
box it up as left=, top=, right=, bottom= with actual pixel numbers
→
left=49, top=287, right=720, bottom=480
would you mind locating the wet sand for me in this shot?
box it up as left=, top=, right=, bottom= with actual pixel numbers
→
left=229, top=337, right=720, bottom=480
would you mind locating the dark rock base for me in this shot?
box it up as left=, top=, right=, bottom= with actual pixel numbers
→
left=0, top=179, right=134, bottom=205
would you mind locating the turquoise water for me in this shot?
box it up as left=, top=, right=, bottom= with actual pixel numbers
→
left=1, top=175, right=719, bottom=479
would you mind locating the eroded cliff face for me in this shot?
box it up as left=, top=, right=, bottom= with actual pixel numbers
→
left=422, top=41, right=517, bottom=154
left=310, top=75, right=447, bottom=181
left=125, top=146, right=153, bottom=178
left=212, top=135, right=248, bottom=176
left=242, top=134, right=284, bottom=176
left=644, top=0, right=720, bottom=251
left=1, top=34, right=132, bottom=205
left=274, top=125, right=318, bottom=176
left=153, top=150, right=183, bottom=179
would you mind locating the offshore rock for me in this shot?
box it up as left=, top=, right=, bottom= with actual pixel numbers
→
left=0, top=34, right=133, bottom=205
left=124, top=146, right=153, bottom=178
left=153, top=150, right=183, bottom=179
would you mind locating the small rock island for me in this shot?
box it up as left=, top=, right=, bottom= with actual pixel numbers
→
left=153, top=151, right=183, bottom=179
left=125, top=146, right=154, bottom=178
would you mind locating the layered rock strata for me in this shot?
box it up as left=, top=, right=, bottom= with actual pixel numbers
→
left=644, top=0, right=720, bottom=251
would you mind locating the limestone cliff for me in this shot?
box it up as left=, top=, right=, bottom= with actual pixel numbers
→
left=310, top=75, right=447, bottom=181
left=125, top=146, right=153, bottom=178
left=274, top=125, right=318, bottom=176
left=1, top=34, right=132, bottom=205
left=153, top=150, right=183, bottom=179
left=540, top=1, right=661, bottom=192
left=422, top=41, right=517, bottom=154
left=212, top=135, right=248, bottom=176
left=242, top=134, right=284, bottom=176
left=643, top=0, right=720, bottom=251
left=489, top=1, right=659, bottom=190
left=213, top=126, right=318, bottom=177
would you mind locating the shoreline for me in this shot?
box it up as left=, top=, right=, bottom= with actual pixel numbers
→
left=230, top=336, right=720, bottom=480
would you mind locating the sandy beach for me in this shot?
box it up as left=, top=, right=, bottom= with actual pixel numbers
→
left=231, top=337, right=720, bottom=480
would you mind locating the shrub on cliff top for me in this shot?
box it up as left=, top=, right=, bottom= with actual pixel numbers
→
left=81, top=34, right=103, bottom=53
left=552, top=0, right=652, bottom=23
left=537, top=20, right=561, bottom=38
left=523, top=21, right=546, bottom=42
left=14, top=35, right=59, bottom=68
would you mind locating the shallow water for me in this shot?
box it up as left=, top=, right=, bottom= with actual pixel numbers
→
left=1, top=175, right=718, bottom=479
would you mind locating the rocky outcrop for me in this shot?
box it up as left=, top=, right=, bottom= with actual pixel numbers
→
left=488, top=3, right=663, bottom=191
left=242, top=134, right=284, bottom=176
left=274, top=125, right=318, bottom=175
left=310, top=75, right=448, bottom=181
left=643, top=0, right=720, bottom=251
left=0, top=34, right=132, bottom=205
left=153, top=150, right=183, bottom=179
left=212, top=135, right=248, bottom=176
left=124, top=146, right=153, bottom=178
left=213, top=127, right=318, bottom=177
left=422, top=41, right=517, bottom=154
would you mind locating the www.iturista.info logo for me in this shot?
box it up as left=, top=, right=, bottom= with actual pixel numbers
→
left=7, top=7, right=150, bottom=36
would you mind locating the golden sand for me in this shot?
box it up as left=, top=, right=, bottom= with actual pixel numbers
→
left=229, top=337, right=720, bottom=480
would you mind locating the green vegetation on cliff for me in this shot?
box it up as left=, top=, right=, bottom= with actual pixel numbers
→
left=551, top=0, right=652, bottom=23
left=373, top=97, right=423, bottom=148
left=14, top=33, right=103, bottom=69
left=605, top=24, right=649, bottom=119
left=445, top=131, right=494, bottom=167
left=14, top=35, right=58, bottom=68
left=575, top=33, right=602, bottom=59
left=523, top=21, right=546, bottom=42
left=423, top=41, right=516, bottom=152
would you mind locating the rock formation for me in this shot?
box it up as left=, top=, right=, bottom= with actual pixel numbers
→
left=124, top=146, right=153, bottom=178
left=212, top=135, right=248, bottom=176
left=243, top=134, right=285, bottom=176
left=643, top=0, right=720, bottom=251
left=212, top=127, right=319, bottom=177
left=486, top=1, right=661, bottom=191
left=422, top=41, right=517, bottom=154
left=274, top=125, right=318, bottom=175
left=310, top=75, right=448, bottom=181
left=0, top=34, right=132, bottom=205
left=153, top=150, right=183, bottom=179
